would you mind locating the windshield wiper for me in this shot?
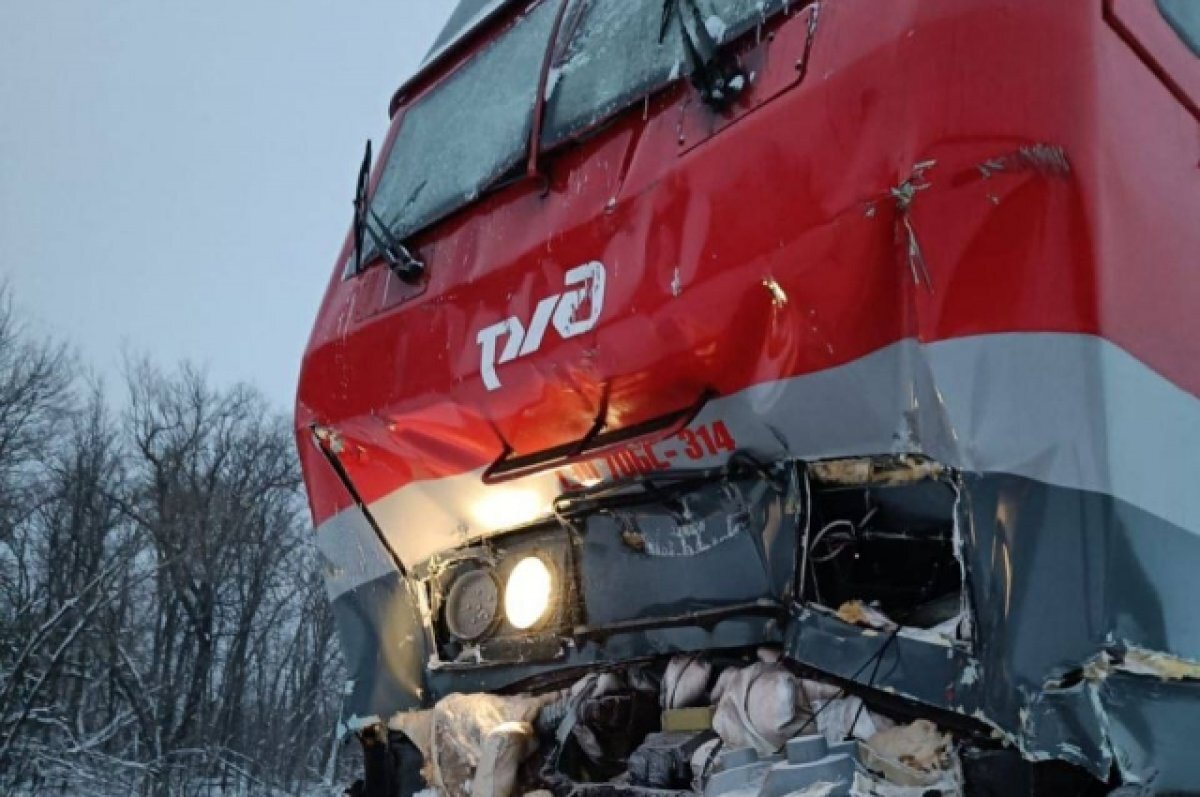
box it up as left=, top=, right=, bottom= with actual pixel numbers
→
left=659, top=0, right=746, bottom=110
left=363, top=206, right=425, bottom=283
left=352, top=140, right=372, bottom=274
left=350, top=139, right=426, bottom=283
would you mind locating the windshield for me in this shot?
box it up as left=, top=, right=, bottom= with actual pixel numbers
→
left=360, top=0, right=789, bottom=269
left=542, top=0, right=787, bottom=147
left=367, top=0, right=557, bottom=248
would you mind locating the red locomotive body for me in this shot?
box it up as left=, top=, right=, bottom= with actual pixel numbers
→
left=298, top=2, right=1200, bottom=792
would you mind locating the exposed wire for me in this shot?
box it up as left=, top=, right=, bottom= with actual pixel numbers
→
left=809, top=519, right=854, bottom=552
left=846, top=625, right=900, bottom=739
left=796, top=464, right=813, bottom=603
left=810, top=541, right=850, bottom=564
left=806, top=505, right=881, bottom=567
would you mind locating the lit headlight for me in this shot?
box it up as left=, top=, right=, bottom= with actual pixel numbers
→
left=504, top=556, right=553, bottom=630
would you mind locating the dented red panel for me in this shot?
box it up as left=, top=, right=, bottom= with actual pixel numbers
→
left=297, top=0, right=1200, bottom=555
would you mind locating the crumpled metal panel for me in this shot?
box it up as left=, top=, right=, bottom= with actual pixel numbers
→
left=785, top=472, right=1200, bottom=788
left=578, top=476, right=794, bottom=625
left=332, top=569, right=428, bottom=728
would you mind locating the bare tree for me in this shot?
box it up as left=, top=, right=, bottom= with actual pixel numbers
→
left=0, top=288, right=346, bottom=797
left=0, top=284, right=80, bottom=783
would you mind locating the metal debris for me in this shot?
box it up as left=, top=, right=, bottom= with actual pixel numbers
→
left=890, top=161, right=936, bottom=291
left=977, top=143, right=1071, bottom=179
left=763, top=277, right=789, bottom=308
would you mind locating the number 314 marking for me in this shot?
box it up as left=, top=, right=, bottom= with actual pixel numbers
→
left=676, top=420, right=737, bottom=458
left=580, top=420, right=740, bottom=482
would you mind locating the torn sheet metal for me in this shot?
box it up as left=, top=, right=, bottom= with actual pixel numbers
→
left=576, top=475, right=796, bottom=627
left=890, top=160, right=935, bottom=291
left=784, top=471, right=1200, bottom=789
left=331, top=565, right=428, bottom=723
left=975, top=144, right=1071, bottom=179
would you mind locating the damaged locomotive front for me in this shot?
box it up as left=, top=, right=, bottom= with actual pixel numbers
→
left=334, top=455, right=1132, bottom=797
left=297, top=0, right=1200, bottom=793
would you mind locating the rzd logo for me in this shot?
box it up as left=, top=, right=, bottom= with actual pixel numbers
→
left=476, top=261, right=606, bottom=391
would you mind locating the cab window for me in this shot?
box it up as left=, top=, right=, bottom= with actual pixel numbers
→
left=369, top=0, right=558, bottom=244
left=542, top=0, right=789, bottom=148
left=366, top=0, right=792, bottom=262
left=1158, top=0, right=1200, bottom=57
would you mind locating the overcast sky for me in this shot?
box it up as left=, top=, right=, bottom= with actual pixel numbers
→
left=0, top=1, right=453, bottom=409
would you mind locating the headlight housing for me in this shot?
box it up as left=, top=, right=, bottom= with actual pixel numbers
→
left=430, top=528, right=573, bottom=662
left=443, top=569, right=500, bottom=641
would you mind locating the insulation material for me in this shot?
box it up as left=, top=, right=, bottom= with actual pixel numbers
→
left=757, top=647, right=783, bottom=664
left=472, top=722, right=537, bottom=797
left=795, top=677, right=894, bottom=743
left=810, top=696, right=893, bottom=744
left=850, top=771, right=956, bottom=797
left=854, top=720, right=962, bottom=797
left=389, top=693, right=552, bottom=797
left=799, top=678, right=842, bottom=705
left=834, top=601, right=966, bottom=646
left=1112, top=645, right=1200, bottom=681
left=532, top=667, right=660, bottom=771
left=864, top=720, right=952, bottom=776
left=835, top=601, right=896, bottom=631
left=690, top=736, right=723, bottom=789
left=564, top=667, right=619, bottom=763
left=663, top=654, right=714, bottom=709
left=711, top=662, right=813, bottom=755
left=563, top=670, right=630, bottom=761
left=808, top=456, right=945, bottom=487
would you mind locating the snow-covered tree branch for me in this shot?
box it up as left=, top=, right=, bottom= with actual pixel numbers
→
left=0, top=286, right=347, bottom=796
